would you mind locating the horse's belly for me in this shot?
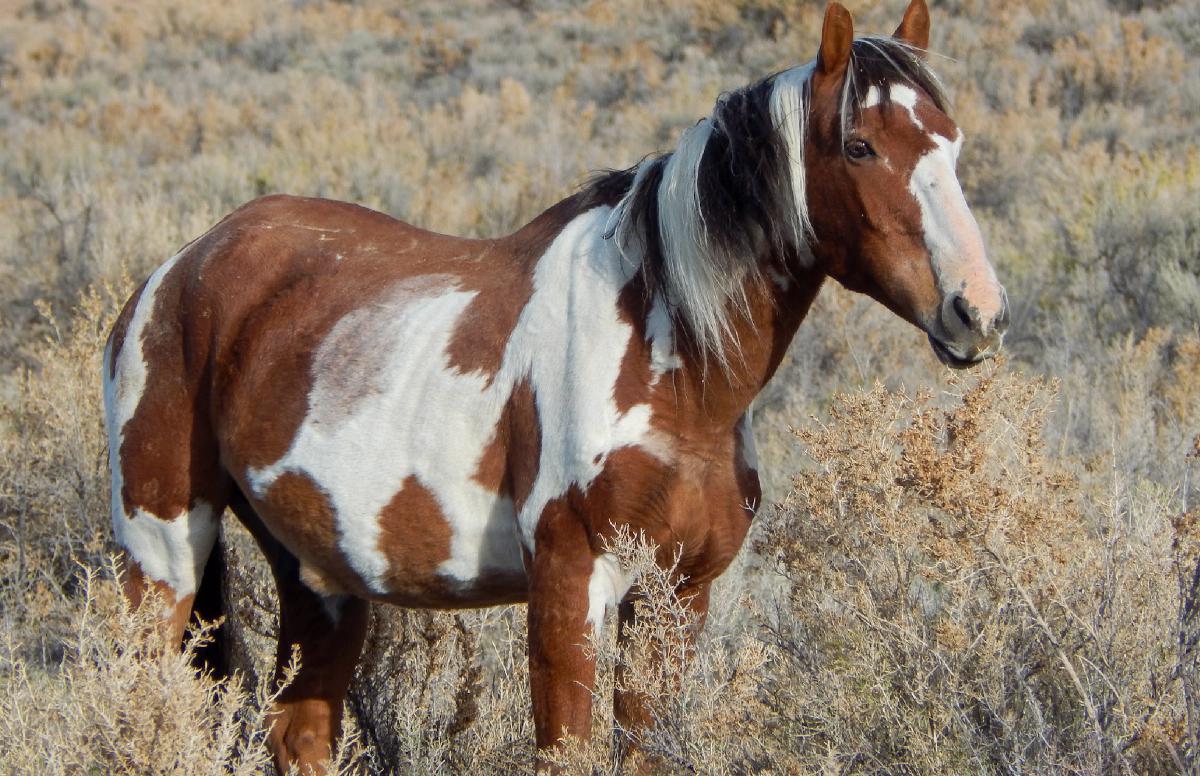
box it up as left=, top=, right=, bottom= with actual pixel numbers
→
left=249, top=465, right=528, bottom=606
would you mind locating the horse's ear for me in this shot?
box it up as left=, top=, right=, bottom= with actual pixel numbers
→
left=817, top=3, right=854, bottom=77
left=893, top=0, right=930, bottom=51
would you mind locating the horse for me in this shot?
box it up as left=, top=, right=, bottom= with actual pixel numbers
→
left=102, top=1, right=1007, bottom=771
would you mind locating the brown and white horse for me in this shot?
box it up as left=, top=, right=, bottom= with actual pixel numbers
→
left=103, top=1, right=1007, bottom=771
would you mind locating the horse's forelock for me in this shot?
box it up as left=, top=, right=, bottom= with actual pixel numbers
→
left=839, top=36, right=949, bottom=138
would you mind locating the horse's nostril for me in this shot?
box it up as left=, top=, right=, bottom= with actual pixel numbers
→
left=996, top=301, right=1011, bottom=333
left=952, top=294, right=974, bottom=329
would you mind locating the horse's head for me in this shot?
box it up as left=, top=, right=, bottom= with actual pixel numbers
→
left=802, top=0, right=1008, bottom=368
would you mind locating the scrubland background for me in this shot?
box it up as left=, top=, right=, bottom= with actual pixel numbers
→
left=1, top=0, right=1198, bottom=773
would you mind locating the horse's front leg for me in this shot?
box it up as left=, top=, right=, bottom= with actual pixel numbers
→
left=526, top=504, right=609, bottom=753
left=613, top=581, right=711, bottom=758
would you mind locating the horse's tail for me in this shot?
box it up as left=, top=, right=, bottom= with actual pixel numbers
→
left=190, top=529, right=230, bottom=679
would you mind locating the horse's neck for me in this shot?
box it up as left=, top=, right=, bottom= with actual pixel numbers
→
left=667, top=263, right=825, bottom=427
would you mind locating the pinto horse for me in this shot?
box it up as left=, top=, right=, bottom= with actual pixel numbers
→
left=103, top=1, right=1007, bottom=771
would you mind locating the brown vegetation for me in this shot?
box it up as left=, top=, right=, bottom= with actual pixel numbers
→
left=1, top=0, right=1198, bottom=773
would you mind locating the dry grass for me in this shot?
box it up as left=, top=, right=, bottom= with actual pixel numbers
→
left=1, top=0, right=1198, bottom=773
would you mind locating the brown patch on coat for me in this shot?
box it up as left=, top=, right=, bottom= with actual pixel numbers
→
left=374, top=472, right=526, bottom=608
left=504, top=379, right=542, bottom=512
left=115, top=254, right=228, bottom=520
left=376, top=475, right=454, bottom=596
left=567, top=443, right=750, bottom=585
left=569, top=446, right=675, bottom=551
left=247, top=470, right=369, bottom=598
left=118, top=552, right=197, bottom=646
left=473, top=398, right=512, bottom=496
left=472, top=378, right=542, bottom=510
left=611, top=278, right=656, bottom=416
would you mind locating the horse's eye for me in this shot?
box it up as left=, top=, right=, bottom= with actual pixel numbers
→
left=845, top=138, right=874, bottom=160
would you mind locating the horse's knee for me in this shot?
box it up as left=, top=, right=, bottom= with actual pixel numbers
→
left=284, top=723, right=332, bottom=771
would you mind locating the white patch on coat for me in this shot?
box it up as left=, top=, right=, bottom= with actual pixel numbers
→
left=864, top=84, right=926, bottom=134
left=246, top=276, right=518, bottom=593
left=506, top=209, right=672, bottom=548
left=586, top=552, right=630, bottom=635
left=863, top=84, right=883, bottom=109
left=114, top=503, right=219, bottom=597
left=104, top=252, right=183, bottom=470
left=104, top=249, right=219, bottom=596
left=889, top=84, right=921, bottom=114
left=864, top=83, right=924, bottom=130
left=247, top=207, right=673, bottom=596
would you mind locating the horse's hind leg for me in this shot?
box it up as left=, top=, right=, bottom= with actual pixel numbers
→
left=267, top=553, right=369, bottom=775
left=229, top=493, right=370, bottom=775
left=105, top=363, right=227, bottom=649
left=104, top=262, right=228, bottom=653
left=114, top=506, right=224, bottom=649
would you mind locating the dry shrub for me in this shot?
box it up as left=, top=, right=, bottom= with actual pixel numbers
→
left=0, top=282, right=128, bottom=658
left=1, top=562, right=274, bottom=775
left=0, top=558, right=370, bottom=776
left=612, top=538, right=772, bottom=774
left=757, top=365, right=1193, bottom=774
left=346, top=606, right=532, bottom=774
left=1174, top=498, right=1200, bottom=767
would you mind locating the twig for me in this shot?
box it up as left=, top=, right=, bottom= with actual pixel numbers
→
left=983, top=541, right=1132, bottom=772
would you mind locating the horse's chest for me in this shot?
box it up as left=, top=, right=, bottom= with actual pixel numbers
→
left=571, top=441, right=758, bottom=583
left=665, top=456, right=758, bottom=581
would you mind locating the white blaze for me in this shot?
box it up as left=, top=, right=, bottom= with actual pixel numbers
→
left=909, top=130, right=1001, bottom=326
left=865, top=83, right=923, bottom=128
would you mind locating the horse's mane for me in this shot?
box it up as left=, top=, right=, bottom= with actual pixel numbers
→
left=581, top=36, right=948, bottom=373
